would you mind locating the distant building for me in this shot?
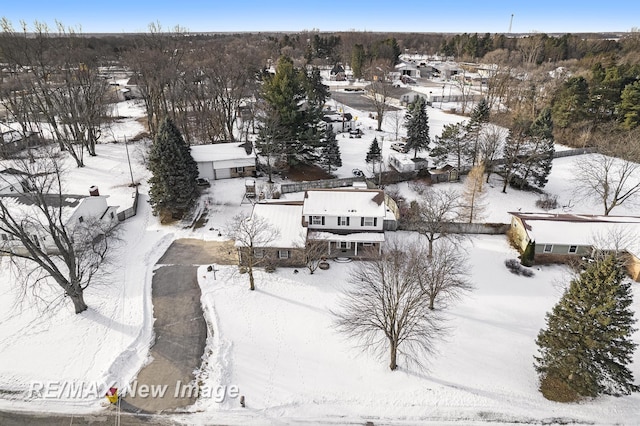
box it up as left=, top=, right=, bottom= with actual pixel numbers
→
left=509, top=212, right=640, bottom=281
left=190, top=142, right=257, bottom=181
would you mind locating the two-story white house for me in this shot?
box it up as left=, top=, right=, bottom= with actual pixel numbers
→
left=302, top=188, right=388, bottom=258
left=237, top=188, right=398, bottom=267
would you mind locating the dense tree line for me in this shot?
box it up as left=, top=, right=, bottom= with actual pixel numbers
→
left=2, top=21, right=639, bottom=164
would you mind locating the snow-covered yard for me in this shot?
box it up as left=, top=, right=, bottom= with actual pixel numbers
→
left=0, top=97, right=639, bottom=424
left=189, top=235, right=640, bottom=425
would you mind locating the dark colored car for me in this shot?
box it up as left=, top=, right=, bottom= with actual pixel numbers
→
left=196, top=178, right=210, bottom=187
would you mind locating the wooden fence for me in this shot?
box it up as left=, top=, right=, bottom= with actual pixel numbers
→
left=280, top=176, right=367, bottom=194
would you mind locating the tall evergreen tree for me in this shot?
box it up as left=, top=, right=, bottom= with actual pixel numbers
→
left=148, top=117, right=199, bottom=219
left=535, top=255, right=639, bottom=401
left=404, top=97, right=430, bottom=158
left=620, top=80, right=640, bottom=130
left=260, top=56, right=323, bottom=166
left=465, top=98, right=490, bottom=165
left=351, top=44, right=366, bottom=80
left=365, top=137, right=382, bottom=164
left=431, top=122, right=467, bottom=173
left=501, top=110, right=554, bottom=191
left=551, top=76, right=589, bottom=129
left=321, top=126, right=342, bottom=173
left=523, top=108, right=555, bottom=188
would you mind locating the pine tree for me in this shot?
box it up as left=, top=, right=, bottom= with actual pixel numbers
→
left=524, top=108, right=555, bottom=188
left=404, top=97, right=430, bottom=158
left=431, top=122, right=467, bottom=173
left=148, top=117, right=199, bottom=220
left=501, top=111, right=554, bottom=192
left=535, top=255, right=639, bottom=401
left=351, top=44, right=366, bottom=80
left=620, top=80, right=640, bottom=130
left=465, top=98, right=490, bottom=165
left=260, top=56, right=322, bottom=166
left=551, top=76, right=589, bottom=129
left=321, top=126, right=342, bottom=173
left=366, top=137, right=382, bottom=164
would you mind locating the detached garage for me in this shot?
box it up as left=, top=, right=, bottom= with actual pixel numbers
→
left=190, top=143, right=257, bottom=181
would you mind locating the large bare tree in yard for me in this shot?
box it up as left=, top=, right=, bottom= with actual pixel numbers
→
left=226, top=212, right=279, bottom=291
left=334, top=239, right=444, bottom=371
left=365, top=63, right=393, bottom=131
left=573, top=135, right=640, bottom=215
left=0, top=150, right=119, bottom=314
left=407, top=185, right=461, bottom=257
left=412, top=239, right=473, bottom=310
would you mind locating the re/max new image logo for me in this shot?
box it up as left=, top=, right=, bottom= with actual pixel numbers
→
left=26, top=380, right=240, bottom=403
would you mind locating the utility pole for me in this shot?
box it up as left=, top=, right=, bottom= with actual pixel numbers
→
left=124, top=136, right=135, bottom=187
left=508, top=14, right=514, bottom=33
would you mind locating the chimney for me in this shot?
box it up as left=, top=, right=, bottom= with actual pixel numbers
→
left=89, top=186, right=100, bottom=196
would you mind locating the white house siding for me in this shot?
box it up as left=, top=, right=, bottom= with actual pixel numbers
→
left=305, top=215, right=383, bottom=232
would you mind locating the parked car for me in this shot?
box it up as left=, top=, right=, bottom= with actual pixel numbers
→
left=349, top=128, right=362, bottom=138
left=352, top=169, right=364, bottom=177
left=391, top=142, right=409, bottom=153
left=196, top=178, right=210, bottom=187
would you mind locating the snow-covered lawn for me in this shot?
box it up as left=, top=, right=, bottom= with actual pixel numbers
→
left=1, top=97, right=639, bottom=424
left=191, top=235, right=640, bottom=425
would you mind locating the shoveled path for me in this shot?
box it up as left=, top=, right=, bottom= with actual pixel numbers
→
left=122, top=238, right=237, bottom=414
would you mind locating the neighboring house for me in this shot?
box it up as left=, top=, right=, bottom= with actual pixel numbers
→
left=395, top=61, right=421, bottom=79
left=0, top=128, right=40, bottom=158
left=322, top=112, right=354, bottom=133
left=0, top=168, right=29, bottom=194
left=238, top=188, right=399, bottom=266
left=0, top=190, right=119, bottom=256
left=237, top=201, right=307, bottom=268
left=330, top=64, right=346, bottom=81
left=509, top=212, right=640, bottom=281
left=190, top=142, right=257, bottom=181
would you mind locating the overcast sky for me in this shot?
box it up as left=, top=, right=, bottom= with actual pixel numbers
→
left=1, top=1, right=637, bottom=34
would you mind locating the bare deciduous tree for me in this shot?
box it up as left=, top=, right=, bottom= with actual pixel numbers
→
left=304, top=239, right=327, bottom=274
left=478, top=124, right=506, bottom=183
left=408, top=186, right=461, bottom=257
left=334, top=239, right=444, bottom=371
left=0, top=150, right=119, bottom=313
left=226, top=212, right=279, bottom=291
left=0, top=20, right=111, bottom=166
left=365, top=63, right=393, bottom=131
left=413, top=239, right=473, bottom=310
left=573, top=141, right=640, bottom=215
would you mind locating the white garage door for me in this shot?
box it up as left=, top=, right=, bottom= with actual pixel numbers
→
left=197, top=162, right=215, bottom=180
left=215, top=168, right=231, bottom=180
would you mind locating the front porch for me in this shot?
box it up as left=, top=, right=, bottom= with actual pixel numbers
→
left=308, top=231, right=385, bottom=259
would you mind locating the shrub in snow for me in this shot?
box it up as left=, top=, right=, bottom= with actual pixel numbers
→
left=536, top=193, right=559, bottom=210
left=505, top=259, right=535, bottom=277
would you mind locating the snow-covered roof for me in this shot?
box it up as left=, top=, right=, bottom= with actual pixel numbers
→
left=302, top=189, right=386, bottom=218
left=308, top=231, right=385, bottom=243
left=190, top=143, right=256, bottom=168
left=252, top=202, right=306, bottom=248
left=511, top=212, right=640, bottom=258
